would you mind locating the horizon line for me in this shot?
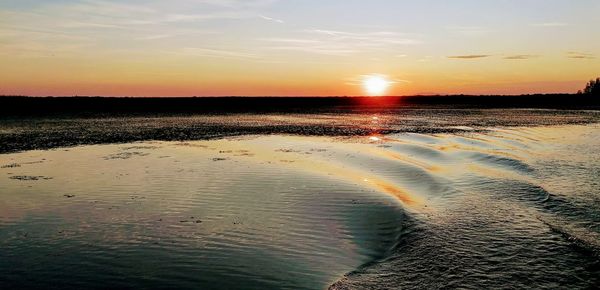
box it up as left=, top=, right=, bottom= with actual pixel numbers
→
left=0, top=93, right=582, bottom=98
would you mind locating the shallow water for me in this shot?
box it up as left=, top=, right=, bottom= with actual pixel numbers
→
left=2, top=108, right=599, bottom=153
left=1, top=123, right=599, bottom=289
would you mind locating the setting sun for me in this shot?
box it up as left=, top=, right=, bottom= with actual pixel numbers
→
left=363, top=75, right=392, bottom=96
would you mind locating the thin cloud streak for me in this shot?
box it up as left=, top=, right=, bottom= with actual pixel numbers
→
left=190, top=0, right=278, bottom=8
left=448, top=55, right=491, bottom=59
left=445, top=26, right=491, bottom=37
left=260, top=15, right=284, bottom=23
left=504, top=55, right=539, bottom=60
left=0, top=0, right=269, bottom=58
left=260, top=29, right=421, bottom=56
left=305, top=29, right=422, bottom=45
left=175, top=47, right=261, bottom=59
left=567, top=52, right=595, bottom=59
left=267, top=46, right=359, bottom=56
left=532, top=22, right=569, bottom=27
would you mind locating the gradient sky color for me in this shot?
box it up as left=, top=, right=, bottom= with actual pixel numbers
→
left=1, top=0, right=599, bottom=96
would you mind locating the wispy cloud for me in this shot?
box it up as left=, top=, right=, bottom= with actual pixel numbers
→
left=70, top=0, right=157, bottom=16
left=3, top=0, right=269, bottom=32
left=503, top=54, right=538, bottom=60
left=265, top=44, right=359, bottom=56
left=190, top=0, right=278, bottom=8
left=259, top=38, right=320, bottom=44
left=0, top=5, right=242, bottom=38
left=567, top=51, right=595, bottom=59
left=157, top=12, right=251, bottom=24
left=449, top=54, right=541, bottom=60
left=0, top=0, right=275, bottom=57
left=305, top=29, right=421, bottom=45
left=448, top=55, right=491, bottom=59
left=176, top=47, right=261, bottom=59
left=417, top=56, right=434, bottom=62
left=532, top=22, right=569, bottom=27
left=259, top=15, right=284, bottom=24
left=260, top=29, right=421, bottom=56
left=259, top=37, right=359, bottom=55
left=136, top=34, right=173, bottom=41
left=445, top=26, right=490, bottom=37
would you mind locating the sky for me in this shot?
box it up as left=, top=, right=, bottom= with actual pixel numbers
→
left=1, top=0, right=599, bottom=96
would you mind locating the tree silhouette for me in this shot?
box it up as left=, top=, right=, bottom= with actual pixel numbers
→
left=579, top=77, right=600, bottom=94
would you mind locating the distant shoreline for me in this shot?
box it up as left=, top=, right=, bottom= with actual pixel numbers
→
left=1, top=95, right=599, bottom=117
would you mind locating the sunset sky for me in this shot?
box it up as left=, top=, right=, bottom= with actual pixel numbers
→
left=1, top=0, right=599, bottom=96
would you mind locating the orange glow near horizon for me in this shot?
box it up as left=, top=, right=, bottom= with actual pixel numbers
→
left=0, top=1, right=599, bottom=97
left=0, top=54, right=594, bottom=96
left=0, top=68, right=591, bottom=97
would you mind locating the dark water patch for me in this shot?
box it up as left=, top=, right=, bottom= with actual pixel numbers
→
left=331, top=193, right=600, bottom=289
left=174, top=142, right=209, bottom=148
left=120, top=145, right=161, bottom=151
left=389, top=143, right=447, bottom=160
left=276, top=148, right=303, bottom=153
left=539, top=193, right=600, bottom=234
left=460, top=175, right=600, bottom=237
left=1, top=163, right=20, bottom=168
left=446, top=135, right=495, bottom=149
left=21, top=160, right=45, bottom=165
left=476, top=180, right=552, bottom=203
left=310, top=148, right=328, bottom=152
left=102, top=151, right=150, bottom=160
left=9, top=175, right=53, bottom=181
left=479, top=133, right=531, bottom=150
left=538, top=216, right=600, bottom=257
left=462, top=151, right=536, bottom=173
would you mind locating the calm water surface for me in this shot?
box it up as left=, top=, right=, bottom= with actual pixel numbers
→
left=1, top=122, right=599, bottom=289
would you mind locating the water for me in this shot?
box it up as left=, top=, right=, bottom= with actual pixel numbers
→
left=332, top=125, right=600, bottom=289
left=1, top=118, right=599, bottom=289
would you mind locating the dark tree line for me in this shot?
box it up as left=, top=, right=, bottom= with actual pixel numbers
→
left=578, top=77, right=600, bottom=94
